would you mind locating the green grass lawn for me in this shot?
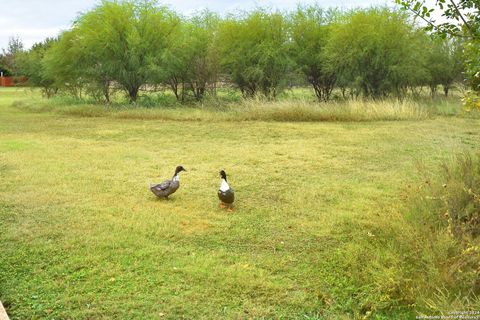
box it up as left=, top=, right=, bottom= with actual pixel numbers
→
left=0, top=88, right=479, bottom=319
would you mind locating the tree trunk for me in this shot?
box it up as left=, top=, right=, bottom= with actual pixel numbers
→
left=128, top=86, right=139, bottom=102
left=312, top=83, right=322, bottom=101
left=430, top=84, right=437, bottom=97
left=103, top=80, right=110, bottom=103
left=443, top=85, right=449, bottom=97
left=181, top=82, right=186, bottom=102
left=170, top=77, right=179, bottom=101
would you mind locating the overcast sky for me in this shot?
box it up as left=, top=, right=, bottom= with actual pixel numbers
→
left=0, top=0, right=392, bottom=50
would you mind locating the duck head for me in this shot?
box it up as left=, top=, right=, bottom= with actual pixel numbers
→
left=219, top=169, right=227, bottom=181
left=175, top=165, right=187, bottom=175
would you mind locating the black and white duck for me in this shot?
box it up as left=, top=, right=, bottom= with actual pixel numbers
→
left=150, top=165, right=186, bottom=199
left=218, top=169, right=234, bottom=211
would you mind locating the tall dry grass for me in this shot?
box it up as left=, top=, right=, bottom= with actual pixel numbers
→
left=13, top=98, right=433, bottom=122
left=235, top=99, right=431, bottom=121
left=404, top=152, right=480, bottom=313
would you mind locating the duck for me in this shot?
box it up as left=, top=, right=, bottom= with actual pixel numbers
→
left=218, top=169, right=234, bottom=211
left=150, top=165, right=186, bottom=199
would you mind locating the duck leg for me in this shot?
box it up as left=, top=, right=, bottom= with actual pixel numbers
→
left=219, top=202, right=226, bottom=208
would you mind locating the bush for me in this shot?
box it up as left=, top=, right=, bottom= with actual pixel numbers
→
left=410, top=153, right=480, bottom=241
left=463, top=90, right=480, bottom=112
left=441, top=154, right=480, bottom=240
left=405, top=152, right=480, bottom=305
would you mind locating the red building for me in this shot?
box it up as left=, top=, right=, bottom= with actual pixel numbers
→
left=0, top=76, right=28, bottom=87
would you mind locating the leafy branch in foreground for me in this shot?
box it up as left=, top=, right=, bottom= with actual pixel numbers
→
left=394, top=0, right=480, bottom=39
left=395, top=0, right=479, bottom=109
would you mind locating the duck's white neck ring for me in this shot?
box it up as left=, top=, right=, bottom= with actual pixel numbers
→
left=173, top=174, right=180, bottom=182
left=220, top=178, right=230, bottom=192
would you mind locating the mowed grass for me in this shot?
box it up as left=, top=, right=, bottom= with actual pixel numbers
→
left=1, top=88, right=479, bottom=319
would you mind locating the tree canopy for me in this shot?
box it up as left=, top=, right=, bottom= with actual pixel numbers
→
left=4, top=1, right=471, bottom=104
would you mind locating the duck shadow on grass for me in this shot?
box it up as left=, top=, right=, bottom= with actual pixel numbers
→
left=147, top=195, right=238, bottom=214
left=148, top=196, right=179, bottom=202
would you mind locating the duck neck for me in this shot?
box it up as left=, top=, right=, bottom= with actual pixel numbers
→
left=173, top=173, right=180, bottom=182
left=220, top=178, right=229, bottom=191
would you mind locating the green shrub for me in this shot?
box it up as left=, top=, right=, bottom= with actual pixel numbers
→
left=405, top=152, right=480, bottom=310
left=463, top=90, right=480, bottom=112
left=410, top=153, right=480, bottom=241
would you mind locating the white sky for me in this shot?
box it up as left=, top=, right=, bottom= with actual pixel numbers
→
left=0, top=0, right=392, bottom=50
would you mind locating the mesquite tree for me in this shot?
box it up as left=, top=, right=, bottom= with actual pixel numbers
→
left=17, top=38, right=58, bottom=97
left=326, top=8, right=425, bottom=98
left=44, top=0, right=179, bottom=102
left=162, top=11, right=220, bottom=102
left=218, top=10, right=293, bottom=99
left=290, top=6, right=337, bottom=102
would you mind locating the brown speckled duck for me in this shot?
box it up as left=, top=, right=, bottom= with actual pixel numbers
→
left=150, top=166, right=186, bottom=199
